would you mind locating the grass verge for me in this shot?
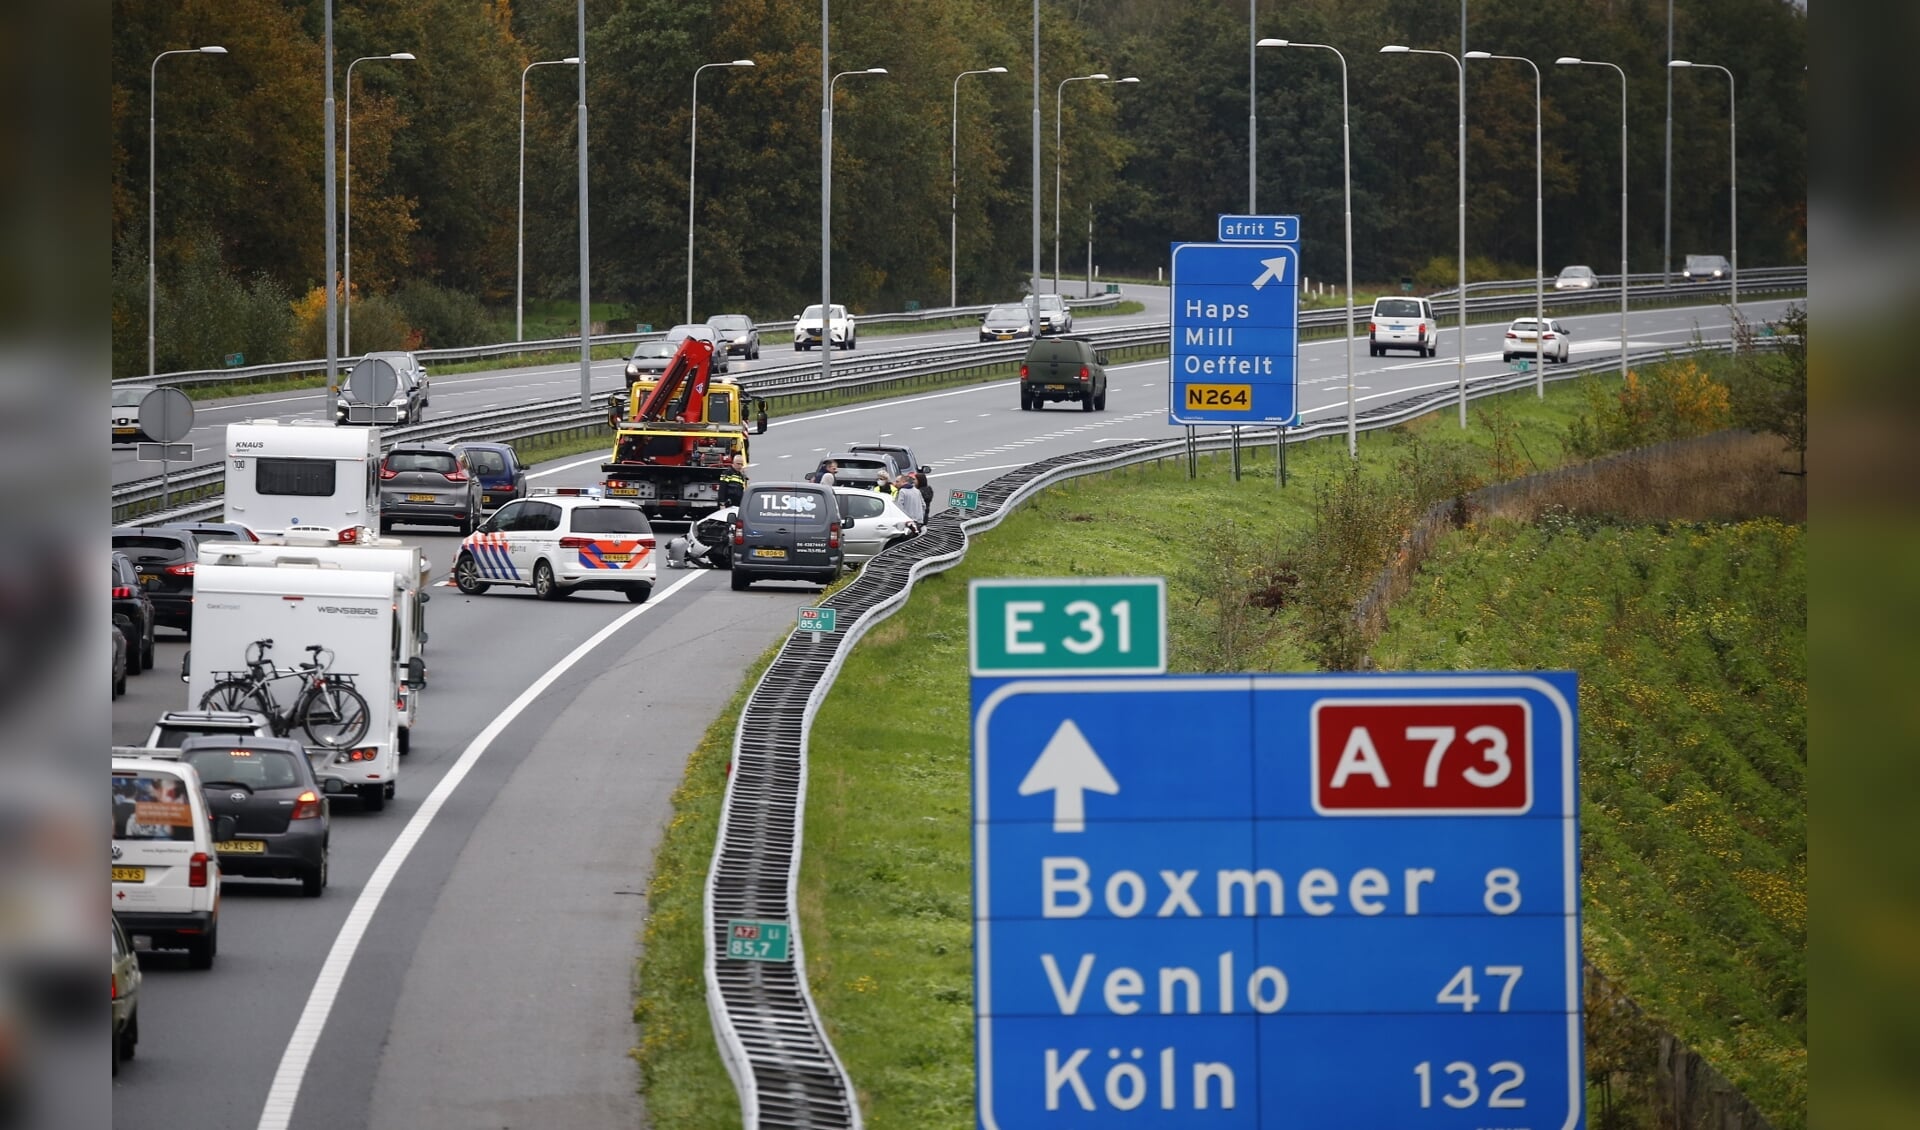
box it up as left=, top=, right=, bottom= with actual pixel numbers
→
left=629, top=644, right=777, bottom=1129
left=1373, top=517, right=1806, bottom=1127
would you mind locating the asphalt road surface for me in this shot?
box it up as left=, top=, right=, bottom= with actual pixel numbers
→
left=108, top=293, right=1785, bottom=1128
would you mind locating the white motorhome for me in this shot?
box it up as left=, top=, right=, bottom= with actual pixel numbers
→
left=224, top=420, right=381, bottom=536
left=197, top=528, right=431, bottom=752
left=189, top=561, right=403, bottom=811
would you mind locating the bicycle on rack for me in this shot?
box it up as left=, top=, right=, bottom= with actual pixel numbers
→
left=198, top=638, right=371, bottom=750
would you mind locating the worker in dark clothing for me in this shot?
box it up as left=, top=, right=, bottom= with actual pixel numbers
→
left=719, top=455, right=747, bottom=508
left=914, top=470, right=932, bottom=513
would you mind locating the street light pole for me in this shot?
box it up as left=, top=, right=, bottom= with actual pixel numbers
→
left=1248, top=0, right=1257, bottom=212
left=1467, top=51, right=1545, bottom=395
left=951, top=66, right=1008, bottom=309
left=344, top=51, right=416, bottom=357
left=686, top=59, right=755, bottom=326
left=823, top=66, right=889, bottom=383
left=1558, top=58, right=1630, bottom=381
left=149, top=45, right=226, bottom=377
left=1261, top=39, right=1354, bottom=455
left=576, top=0, right=590, bottom=409
left=1381, top=45, right=1468, bottom=426
left=1671, top=60, right=1737, bottom=350
left=1052, top=73, right=1107, bottom=295
left=518, top=58, right=579, bottom=342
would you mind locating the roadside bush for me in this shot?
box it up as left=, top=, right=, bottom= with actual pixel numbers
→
left=1565, top=359, right=1732, bottom=458
left=1412, top=254, right=1526, bottom=291
left=1728, top=304, right=1807, bottom=474
left=1175, top=523, right=1294, bottom=672
left=291, top=284, right=418, bottom=359
left=396, top=280, right=494, bottom=349
left=111, top=227, right=298, bottom=376
left=1293, top=461, right=1416, bottom=670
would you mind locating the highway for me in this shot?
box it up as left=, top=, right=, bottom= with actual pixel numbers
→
left=108, top=294, right=1788, bottom=1129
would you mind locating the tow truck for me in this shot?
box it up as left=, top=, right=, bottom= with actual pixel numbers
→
left=601, top=336, right=766, bottom=526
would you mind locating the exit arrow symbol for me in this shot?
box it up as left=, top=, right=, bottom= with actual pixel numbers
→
left=1017, top=720, right=1119, bottom=833
left=1249, top=255, right=1290, bottom=291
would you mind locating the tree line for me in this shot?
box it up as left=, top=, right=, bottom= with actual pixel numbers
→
left=111, top=0, right=1805, bottom=376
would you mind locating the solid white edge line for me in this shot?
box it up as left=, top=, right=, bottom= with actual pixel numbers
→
left=254, top=567, right=707, bottom=1130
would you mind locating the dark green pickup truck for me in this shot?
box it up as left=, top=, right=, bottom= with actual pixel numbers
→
left=1019, top=337, right=1108, bottom=411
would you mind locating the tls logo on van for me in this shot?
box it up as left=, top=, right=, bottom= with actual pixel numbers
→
left=757, top=493, right=818, bottom=515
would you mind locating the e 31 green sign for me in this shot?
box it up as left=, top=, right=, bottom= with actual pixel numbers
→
left=968, top=577, right=1167, bottom=676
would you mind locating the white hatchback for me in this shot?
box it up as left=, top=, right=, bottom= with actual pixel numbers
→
left=454, top=488, right=658, bottom=602
left=1502, top=317, right=1572, bottom=364
left=831, top=487, right=919, bottom=565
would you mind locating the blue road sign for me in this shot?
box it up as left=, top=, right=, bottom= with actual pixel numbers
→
left=971, top=673, right=1582, bottom=1130
left=1216, top=214, right=1300, bottom=243
left=1169, top=243, right=1300, bottom=426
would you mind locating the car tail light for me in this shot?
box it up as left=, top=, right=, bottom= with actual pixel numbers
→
left=112, top=585, right=134, bottom=600
left=166, top=562, right=196, bottom=577
left=559, top=536, right=591, bottom=549
left=827, top=520, right=841, bottom=549
left=112, top=972, right=119, bottom=1001
left=1078, top=366, right=1089, bottom=381
left=1542, top=333, right=1557, bottom=340
left=189, top=852, right=209, bottom=888
left=336, top=526, right=360, bottom=545
left=379, top=464, right=398, bottom=480
left=336, top=746, right=379, bottom=763
left=444, top=468, right=469, bottom=482
left=639, top=537, right=655, bottom=550
left=1368, top=322, right=1378, bottom=334
left=1505, top=332, right=1519, bottom=339
left=730, top=519, right=744, bottom=547
left=1019, top=364, right=1029, bottom=379
left=291, top=790, right=323, bottom=820
left=246, top=529, right=260, bottom=542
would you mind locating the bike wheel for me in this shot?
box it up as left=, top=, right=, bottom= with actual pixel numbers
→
left=298, top=682, right=371, bottom=749
left=201, top=679, right=272, bottom=725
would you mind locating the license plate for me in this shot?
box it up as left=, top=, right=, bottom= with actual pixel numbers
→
left=406, top=493, right=436, bottom=502
left=218, top=840, right=267, bottom=854
left=1391, top=324, right=1408, bottom=331
left=752, top=548, right=787, bottom=559
left=609, top=487, right=639, bottom=496
left=140, top=574, right=160, bottom=586
left=112, top=866, right=146, bottom=882
left=601, top=552, right=632, bottom=563
left=1046, top=384, right=1067, bottom=391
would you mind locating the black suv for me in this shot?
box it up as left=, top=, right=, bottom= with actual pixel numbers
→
left=1019, top=337, right=1109, bottom=411
left=729, top=482, right=844, bottom=591
left=111, top=551, right=156, bottom=673
left=112, top=527, right=198, bottom=633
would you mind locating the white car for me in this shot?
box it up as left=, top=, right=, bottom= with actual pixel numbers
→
left=831, top=487, right=918, bottom=566
left=1502, top=317, right=1572, bottom=364
left=794, top=304, right=856, bottom=351
left=1035, top=294, right=1073, bottom=335
left=453, top=487, right=658, bottom=602
left=1369, top=296, right=1439, bottom=357
left=112, top=753, right=228, bottom=969
left=1554, top=265, right=1598, bottom=291
left=112, top=385, right=157, bottom=444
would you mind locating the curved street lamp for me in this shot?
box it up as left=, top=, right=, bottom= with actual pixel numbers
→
left=148, top=45, right=227, bottom=376
left=1467, top=50, right=1546, bottom=395
left=518, top=57, right=580, bottom=341
left=1381, top=45, right=1468, bottom=427
left=686, top=59, right=755, bottom=325
left=344, top=51, right=417, bottom=356
left=951, top=66, right=1008, bottom=308
left=1557, top=57, right=1629, bottom=380
left=1671, top=60, right=1738, bottom=348
left=820, top=67, right=888, bottom=382
left=1049, top=72, right=1107, bottom=300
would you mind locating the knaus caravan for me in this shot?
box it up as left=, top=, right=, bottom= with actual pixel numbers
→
left=225, top=420, right=381, bottom=535
left=189, top=561, right=403, bottom=810
left=197, top=529, right=430, bottom=752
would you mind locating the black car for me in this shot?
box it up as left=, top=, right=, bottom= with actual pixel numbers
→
left=336, top=351, right=430, bottom=425
left=111, top=527, right=198, bottom=632
left=706, top=313, right=761, bottom=360
left=161, top=521, right=258, bottom=544
left=453, top=442, right=530, bottom=510
left=729, top=482, right=844, bottom=591
left=111, top=551, right=156, bottom=674
left=177, top=735, right=330, bottom=897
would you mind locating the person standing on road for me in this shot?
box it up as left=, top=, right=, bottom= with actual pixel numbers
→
left=816, top=460, right=838, bottom=488
left=894, top=475, right=925, bottom=526
left=913, top=469, right=932, bottom=512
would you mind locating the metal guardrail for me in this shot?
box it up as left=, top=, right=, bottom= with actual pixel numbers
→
left=112, top=294, right=1125, bottom=391
left=696, top=334, right=1768, bottom=1126
left=1424, top=265, right=1803, bottom=300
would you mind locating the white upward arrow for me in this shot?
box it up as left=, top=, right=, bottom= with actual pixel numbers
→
left=1249, top=255, right=1290, bottom=290
left=1017, top=719, right=1120, bottom=833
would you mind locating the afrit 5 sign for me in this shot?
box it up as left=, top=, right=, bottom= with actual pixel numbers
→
left=970, top=672, right=1583, bottom=1129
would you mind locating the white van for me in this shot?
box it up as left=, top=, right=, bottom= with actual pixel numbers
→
left=189, top=562, right=403, bottom=810
left=111, top=752, right=230, bottom=968
left=198, top=529, right=431, bottom=752
left=1368, top=296, right=1440, bottom=357
left=225, top=420, right=382, bottom=536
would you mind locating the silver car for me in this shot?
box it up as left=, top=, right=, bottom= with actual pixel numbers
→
left=1554, top=265, right=1598, bottom=291
left=337, top=351, right=429, bottom=425
left=624, top=340, right=678, bottom=389
left=832, top=487, right=918, bottom=566
left=379, top=442, right=481, bottom=534
left=980, top=303, right=1034, bottom=342
left=1035, top=294, right=1073, bottom=335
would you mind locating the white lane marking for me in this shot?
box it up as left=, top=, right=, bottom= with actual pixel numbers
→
left=254, top=566, right=706, bottom=1130
left=528, top=453, right=614, bottom=479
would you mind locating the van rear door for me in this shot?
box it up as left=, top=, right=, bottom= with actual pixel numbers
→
left=112, top=764, right=209, bottom=916
left=742, top=487, right=835, bottom=567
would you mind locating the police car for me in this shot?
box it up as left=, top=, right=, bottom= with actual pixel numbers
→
left=451, top=488, right=657, bottom=602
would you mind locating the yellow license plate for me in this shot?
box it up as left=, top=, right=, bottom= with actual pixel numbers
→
left=140, top=574, right=160, bottom=585
left=752, top=548, right=787, bottom=559
left=601, top=552, right=632, bottom=563
left=112, top=866, right=146, bottom=882
left=609, top=487, right=639, bottom=496
left=406, top=493, right=436, bottom=502
left=218, top=840, right=267, bottom=854
left=1046, top=384, right=1068, bottom=391
left=1184, top=383, right=1253, bottom=411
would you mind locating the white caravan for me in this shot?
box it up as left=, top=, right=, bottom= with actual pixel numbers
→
left=189, top=561, right=402, bottom=811
left=224, top=420, right=381, bottom=536
left=197, top=528, right=431, bottom=752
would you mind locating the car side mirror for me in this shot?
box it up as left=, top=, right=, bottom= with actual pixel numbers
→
left=477, top=518, right=498, bottom=533
left=1096, top=352, right=1110, bottom=365
left=405, top=656, right=427, bottom=689
left=920, top=465, right=932, bottom=474
left=213, top=814, right=238, bottom=843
